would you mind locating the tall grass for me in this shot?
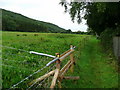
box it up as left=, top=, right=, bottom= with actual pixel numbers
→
left=2, top=31, right=88, bottom=88
left=2, top=31, right=118, bottom=88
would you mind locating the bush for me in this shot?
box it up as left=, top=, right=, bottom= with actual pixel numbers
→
left=100, top=27, right=120, bottom=51
left=22, top=34, right=27, bottom=36
left=34, top=34, right=38, bottom=36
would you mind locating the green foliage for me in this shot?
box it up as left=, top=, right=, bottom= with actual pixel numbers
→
left=60, top=2, right=120, bottom=35
left=2, top=9, right=66, bottom=33
left=100, top=28, right=114, bottom=50
left=100, top=27, right=120, bottom=51
left=65, top=29, right=72, bottom=33
left=60, top=2, right=120, bottom=56
left=85, top=2, right=120, bottom=35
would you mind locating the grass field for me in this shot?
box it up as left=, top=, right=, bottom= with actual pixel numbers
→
left=1, top=31, right=118, bottom=88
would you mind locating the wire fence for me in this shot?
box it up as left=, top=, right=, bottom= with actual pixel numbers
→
left=10, top=66, right=47, bottom=89
left=1, top=45, right=57, bottom=89
left=1, top=45, right=29, bottom=53
left=27, top=64, right=56, bottom=89
left=1, top=64, right=34, bottom=71
left=2, top=36, right=91, bottom=89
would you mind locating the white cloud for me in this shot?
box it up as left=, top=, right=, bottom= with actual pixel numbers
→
left=0, top=0, right=88, bottom=32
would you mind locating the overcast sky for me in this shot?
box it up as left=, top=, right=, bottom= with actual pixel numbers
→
left=0, top=0, right=88, bottom=32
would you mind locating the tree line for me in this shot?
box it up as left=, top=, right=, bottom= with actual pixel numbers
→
left=2, top=9, right=66, bottom=33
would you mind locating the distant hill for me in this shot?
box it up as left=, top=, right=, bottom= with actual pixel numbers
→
left=2, top=9, right=66, bottom=33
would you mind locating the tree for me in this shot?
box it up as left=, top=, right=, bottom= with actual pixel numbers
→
left=60, top=1, right=120, bottom=35
left=87, top=28, right=94, bottom=35
left=66, top=29, right=72, bottom=33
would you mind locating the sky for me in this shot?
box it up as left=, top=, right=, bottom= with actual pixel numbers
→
left=0, top=0, right=88, bottom=32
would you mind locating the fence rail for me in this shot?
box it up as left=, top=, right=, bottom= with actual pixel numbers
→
left=113, top=36, right=120, bottom=61
left=30, top=45, right=79, bottom=88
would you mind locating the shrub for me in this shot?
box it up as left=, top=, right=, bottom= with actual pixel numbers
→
left=34, top=34, right=38, bottom=36
left=100, top=26, right=120, bottom=51
left=16, top=34, right=20, bottom=36
left=22, top=34, right=27, bottom=36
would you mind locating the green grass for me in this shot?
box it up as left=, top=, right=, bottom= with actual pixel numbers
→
left=2, top=31, right=87, bottom=88
left=62, top=37, right=118, bottom=88
left=2, top=31, right=118, bottom=88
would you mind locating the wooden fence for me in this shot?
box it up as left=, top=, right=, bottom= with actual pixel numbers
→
left=0, top=45, right=1, bottom=90
left=29, top=45, right=79, bottom=88
left=0, top=9, right=2, bottom=30
left=113, top=36, right=120, bottom=61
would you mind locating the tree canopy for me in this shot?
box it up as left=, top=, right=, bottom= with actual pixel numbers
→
left=60, top=1, right=120, bottom=35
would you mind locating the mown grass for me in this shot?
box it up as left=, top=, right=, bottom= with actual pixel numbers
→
left=2, top=31, right=118, bottom=88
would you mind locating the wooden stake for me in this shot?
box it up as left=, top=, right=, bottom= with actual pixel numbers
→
left=58, top=79, right=62, bottom=88
left=50, top=53, right=60, bottom=88
left=60, top=60, right=71, bottom=76
left=59, top=50, right=74, bottom=61
left=60, top=49, right=71, bottom=57
left=63, top=76, right=79, bottom=80
left=60, top=62, right=73, bottom=79
left=29, top=70, right=55, bottom=85
left=50, top=68, right=60, bottom=88
left=70, top=45, right=75, bottom=73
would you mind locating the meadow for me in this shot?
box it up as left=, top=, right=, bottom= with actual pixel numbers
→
left=1, top=31, right=118, bottom=88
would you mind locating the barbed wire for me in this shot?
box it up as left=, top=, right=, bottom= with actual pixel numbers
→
left=1, top=63, right=35, bottom=71
left=3, top=59, right=24, bottom=63
left=1, top=45, right=29, bottom=53
left=27, top=64, right=56, bottom=89
left=1, top=45, right=56, bottom=59
left=2, top=53, right=49, bottom=66
left=35, top=77, right=48, bottom=88
left=3, top=53, right=28, bottom=58
left=34, top=65, right=56, bottom=89
left=45, top=64, right=56, bottom=88
left=1, top=64, right=15, bottom=68
left=9, top=65, right=47, bottom=89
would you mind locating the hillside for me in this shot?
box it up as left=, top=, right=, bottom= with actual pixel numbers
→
left=2, top=9, right=66, bottom=33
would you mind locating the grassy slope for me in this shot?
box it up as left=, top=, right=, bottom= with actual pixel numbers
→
left=62, top=37, right=118, bottom=88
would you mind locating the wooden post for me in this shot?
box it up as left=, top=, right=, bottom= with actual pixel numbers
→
left=59, top=50, right=74, bottom=61
left=70, top=45, right=75, bottom=73
left=29, top=46, right=80, bottom=88
left=60, top=62, right=73, bottom=80
left=50, top=53, right=61, bottom=88
left=29, top=70, right=55, bottom=85
left=58, top=78, right=62, bottom=88
left=60, top=60, right=71, bottom=75
left=60, top=49, right=71, bottom=57
left=63, top=76, right=79, bottom=80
